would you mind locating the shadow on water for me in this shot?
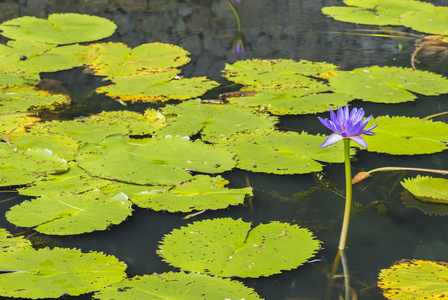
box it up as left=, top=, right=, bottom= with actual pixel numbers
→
left=0, top=0, right=447, bottom=299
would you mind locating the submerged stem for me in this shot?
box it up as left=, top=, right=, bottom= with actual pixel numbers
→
left=339, top=139, right=352, bottom=250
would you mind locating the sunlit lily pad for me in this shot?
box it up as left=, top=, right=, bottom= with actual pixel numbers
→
left=6, top=191, right=132, bottom=235
left=0, top=228, right=32, bottom=252
left=0, top=247, right=126, bottom=299
left=158, top=100, right=278, bottom=142
left=76, top=135, right=236, bottom=186
left=29, top=110, right=165, bottom=144
left=0, top=40, right=86, bottom=73
left=18, top=162, right=112, bottom=197
left=223, top=59, right=338, bottom=87
left=401, top=190, right=448, bottom=216
left=94, top=272, right=263, bottom=300
left=131, top=175, right=252, bottom=212
left=378, top=259, right=448, bottom=299
left=400, top=10, right=448, bottom=35
left=0, top=112, right=40, bottom=135
left=0, top=146, right=68, bottom=187
left=363, top=116, right=448, bottom=154
left=97, top=72, right=219, bottom=102
left=11, top=132, right=80, bottom=161
left=85, top=42, right=191, bottom=76
left=158, top=218, right=320, bottom=277
left=0, top=13, right=116, bottom=44
left=401, top=175, right=448, bottom=204
left=0, top=73, right=40, bottom=87
left=222, top=131, right=351, bottom=174
left=0, top=85, right=70, bottom=114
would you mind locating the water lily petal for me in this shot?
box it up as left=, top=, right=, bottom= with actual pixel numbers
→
left=349, top=136, right=367, bottom=148
left=320, top=133, right=344, bottom=148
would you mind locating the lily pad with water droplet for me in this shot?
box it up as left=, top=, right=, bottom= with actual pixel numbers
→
left=158, top=218, right=320, bottom=278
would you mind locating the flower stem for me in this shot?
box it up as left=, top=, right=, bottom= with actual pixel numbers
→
left=227, top=0, right=242, bottom=30
left=367, top=166, right=448, bottom=175
left=339, top=139, right=352, bottom=250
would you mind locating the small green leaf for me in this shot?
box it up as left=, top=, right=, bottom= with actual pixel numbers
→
left=378, top=259, right=448, bottom=299
left=158, top=218, right=320, bottom=278
left=401, top=190, right=448, bottom=216
left=401, top=175, right=448, bottom=204
left=132, top=175, right=252, bottom=212
left=364, top=116, right=448, bottom=155
left=94, top=272, right=263, bottom=300
left=0, top=247, right=126, bottom=299
left=0, top=13, right=116, bottom=44
left=6, top=191, right=132, bottom=235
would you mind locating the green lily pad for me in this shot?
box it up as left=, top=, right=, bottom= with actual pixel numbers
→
left=364, top=116, right=448, bottom=155
left=0, top=13, right=116, bottom=44
left=0, top=85, right=70, bottom=114
left=378, top=259, right=448, bottom=299
left=131, top=175, right=252, bottom=212
left=401, top=190, right=448, bottom=216
left=86, top=42, right=191, bottom=76
left=401, top=175, right=448, bottom=204
left=400, top=9, right=448, bottom=35
left=18, top=162, right=112, bottom=197
left=6, top=191, right=132, bottom=235
left=322, top=0, right=435, bottom=27
left=158, top=100, right=278, bottom=142
left=94, top=272, right=263, bottom=300
left=223, top=131, right=351, bottom=174
left=0, top=112, right=40, bottom=135
left=11, top=132, right=80, bottom=161
left=223, top=59, right=338, bottom=87
left=76, top=135, right=236, bottom=186
left=227, top=88, right=350, bottom=115
left=0, top=247, right=126, bottom=299
left=0, top=73, right=40, bottom=87
left=0, top=146, right=68, bottom=187
left=158, top=218, right=320, bottom=278
left=97, top=73, right=219, bottom=102
left=0, top=41, right=86, bottom=73
left=0, top=228, right=32, bottom=252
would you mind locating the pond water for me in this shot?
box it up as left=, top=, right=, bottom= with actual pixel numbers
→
left=0, top=1, right=448, bottom=299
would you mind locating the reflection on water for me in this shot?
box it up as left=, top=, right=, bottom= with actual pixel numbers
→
left=0, top=1, right=447, bottom=299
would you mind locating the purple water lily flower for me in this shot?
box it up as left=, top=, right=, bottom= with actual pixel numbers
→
left=318, top=105, right=378, bottom=148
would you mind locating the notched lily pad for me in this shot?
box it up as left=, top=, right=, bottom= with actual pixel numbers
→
left=378, top=259, right=448, bottom=299
left=158, top=218, right=320, bottom=278
left=158, top=100, right=278, bottom=142
left=363, top=116, right=448, bottom=155
left=222, top=131, right=351, bottom=174
left=0, top=40, right=86, bottom=73
left=0, top=146, right=68, bottom=187
left=6, top=191, right=132, bottom=235
left=96, top=73, right=219, bottom=102
left=85, top=42, right=191, bottom=76
left=94, top=271, right=263, bottom=300
left=0, top=247, right=126, bottom=299
left=401, top=190, right=448, bottom=216
left=401, top=175, right=448, bottom=204
left=76, top=135, right=236, bottom=186
left=0, top=13, right=117, bottom=44
left=132, top=175, right=252, bottom=212
left=0, top=228, right=32, bottom=252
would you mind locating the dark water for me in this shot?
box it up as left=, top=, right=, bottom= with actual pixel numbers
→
left=0, top=1, right=448, bottom=299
